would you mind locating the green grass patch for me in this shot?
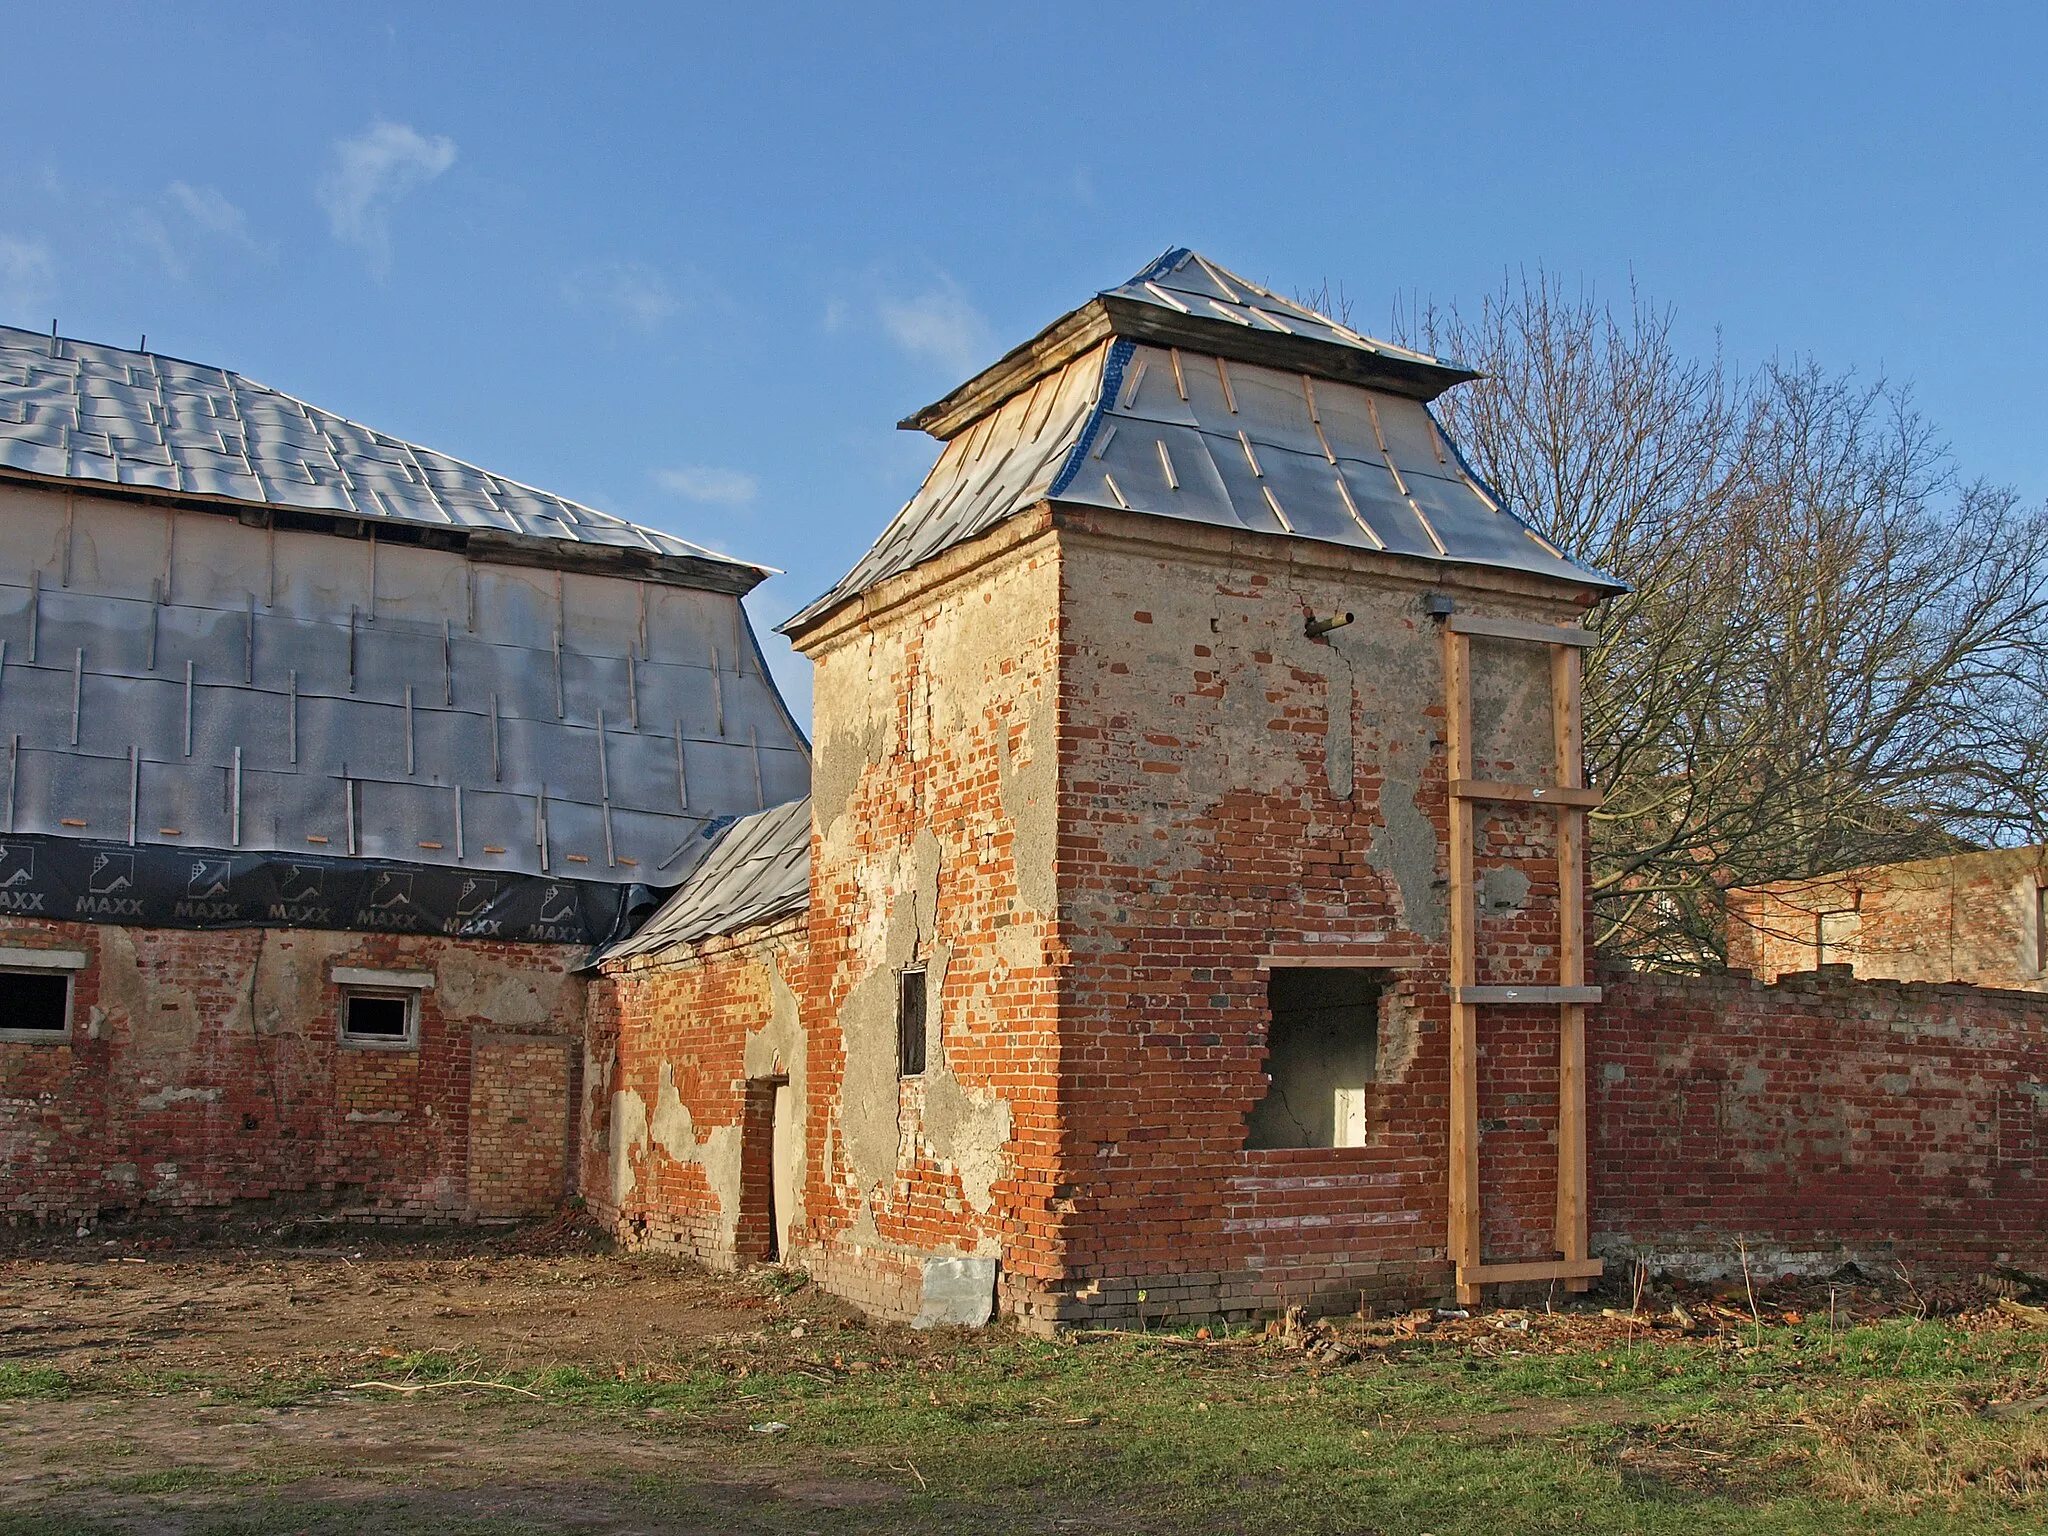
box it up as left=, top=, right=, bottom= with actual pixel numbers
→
left=0, top=1362, right=72, bottom=1399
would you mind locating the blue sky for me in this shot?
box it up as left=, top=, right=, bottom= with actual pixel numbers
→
left=3, top=3, right=2039, bottom=724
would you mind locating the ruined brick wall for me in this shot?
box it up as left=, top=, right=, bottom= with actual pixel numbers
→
left=1039, top=510, right=1588, bottom=1328
left=1730, top=848, right=2048, bottom=992
left=795, top=515, right=1062, bottom=1321
left=580, top=913, right=806, bottom=1268
left=1, top=917, right=583, bottom=1224
left=1589, top=965, right=2048, bottom=1280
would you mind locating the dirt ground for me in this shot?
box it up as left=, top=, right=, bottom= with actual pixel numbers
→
left=4, top=1219, right=2046, bottom=1534
left=0, top=1221, right=945, bottom=1534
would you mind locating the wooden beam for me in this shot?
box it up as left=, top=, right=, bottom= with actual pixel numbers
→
left=1443, top=625, right=1481, bottom=1307
left=1553, top=643, right=1592, bottom=1289
left=1445, top=612, right=1596, bottom=647
left=1462, top=1257, right=1606, bottom=1285
left=1457, top=985, right=1603, bottom=1005
left=1451, top=778, right=1603, bottom=808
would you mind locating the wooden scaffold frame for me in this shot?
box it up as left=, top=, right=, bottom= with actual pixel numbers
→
left=1441, top=611, right=1606, bottom=1305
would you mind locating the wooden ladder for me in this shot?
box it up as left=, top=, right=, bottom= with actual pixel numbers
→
left=1442, top=612, right=1606, bottom=1305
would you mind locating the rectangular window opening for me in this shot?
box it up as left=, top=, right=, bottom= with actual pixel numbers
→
left=0, top=970, right=71, bottom=1039
left=2037, top=883, right=2046, bottom=977
left=340, top=988, right=419, bottom=1049
left=897, top=967, right=927, bottom=1078
left=1817, top=909, right=1859, bottom=971
left=1247, top=967, right=1381, bottom=1150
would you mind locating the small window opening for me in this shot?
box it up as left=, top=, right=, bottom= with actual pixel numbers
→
left=1247, top=968, right=1381, bottom=1150
left=2036, top=883, right=2046, bottom=977
left=340, top=989, right=418, bottom=1048
left=897, top=967, right=927, bottom=1077
left=0, top=970, right=71, bottom=1038
left=1817, top=909, right=1859, bottom=970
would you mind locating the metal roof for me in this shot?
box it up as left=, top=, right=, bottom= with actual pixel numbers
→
left=595, top=794, right=811, bottom=961
left=899, top=248, right=1477, bottom=441
left=785, top=252, right=1620, bottom=634
left=0, top=324, right=764, bottom=593
left=0, top=336, right=813, bottom=894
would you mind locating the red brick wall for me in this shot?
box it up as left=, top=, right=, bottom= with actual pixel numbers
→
left=583, top=915, right=805, bottom=1268
left=1730, top=847, right=2048, bottom=992
left=796, top=517, right=1064, bottom=1319
left=1038, top=514, right=1585, bottom=1326
left=468, top=1035, right=575, bottom=1219
left=1, top=917, right=583, bottom=1225
left=1590, top=965, right=2048, bottom=1280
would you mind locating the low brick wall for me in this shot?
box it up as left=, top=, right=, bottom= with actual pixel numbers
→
left=1590, top=965, right=2048, bottom=1282
left=1, top=918, right=584, bottom=1225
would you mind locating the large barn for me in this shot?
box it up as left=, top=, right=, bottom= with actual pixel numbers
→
left=0, top=323, right=807, bottom=1225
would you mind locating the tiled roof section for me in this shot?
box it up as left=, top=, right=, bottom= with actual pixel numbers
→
left=597, top=795, right=811, bottom=961
left=785, top=261, right=1621, bottom=631
left=0, top=324, right=763, bottom=590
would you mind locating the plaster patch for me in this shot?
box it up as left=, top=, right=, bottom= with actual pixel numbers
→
left=610, top=1087, right=649, bottom=1206
left=137, top=1085, right=221, bottom=1111
left=921, top=1068, right=1012, bottom=1215
left=1368, top=786, right=1446, bottom=941
left=1479, top=866, right=1531, bottom=917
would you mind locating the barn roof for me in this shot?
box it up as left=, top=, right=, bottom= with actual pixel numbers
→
left=0, top=324, right=763, bottom=593
left=784, top=249, right=1620, bottom=634
left=0, top=328, right=811, bottom=934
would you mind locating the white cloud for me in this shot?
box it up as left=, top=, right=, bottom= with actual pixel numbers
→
left=132, top=182, right=263, bottom=280
left=562, top=259, right=679, bottom=332
left=654, top=465, right=759, bottom=505
left=877, top=278, right=993, bottom=375
left=0, top=235, right=56, bottom=322
left=318, top=121, right=457, bottom=275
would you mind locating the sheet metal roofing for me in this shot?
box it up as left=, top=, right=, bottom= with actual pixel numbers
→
left=0, top=431, right=810, bottom=892
left=786, top=251, right=1619, bottom=632
left=596, top=795, right=811, bottom=961
left=0, top=324, right=763, bottom=592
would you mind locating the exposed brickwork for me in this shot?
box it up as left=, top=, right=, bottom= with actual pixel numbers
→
left=1, top=917, right=583, bottom=1225
left=1731, top=846, right=2048, bottom=992
left=582, top=914, right=805, bottom=1268
left=468, top=1036, right=574, bottom=1218
left=1037, top=514, right=1578, bottom=1327
left=591, top=507, right=2048, bottom=1333
left=1590, top=964, right=2048, bottom=1280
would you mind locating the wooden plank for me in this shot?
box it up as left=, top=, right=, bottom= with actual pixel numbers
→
left=1446, top=612, right=1596, bottom=647
left=1463, top=1257, right=1606, bottom=1285
left=1458, top=985, right=1603, bottom=1005
left=1552, top=644, right=1591, bottom=1288
left=1443, top=625, right=1480, bottom=1306
left=1451, top=778, right=1603, bottom=808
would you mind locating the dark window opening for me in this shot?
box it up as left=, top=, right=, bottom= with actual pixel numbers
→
left=897, top=968, right=927, bottom=1077
left=0, top=971, right=70, bottom=1034
left=1246, top=968, right=1381, bottom=1150
left=341, top=990, right=416, bottom=1046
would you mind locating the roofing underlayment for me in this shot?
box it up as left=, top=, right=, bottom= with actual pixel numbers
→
left=597, top=795, right=810, bottom=961
left=0, top=328, right=809, bottom=940
left=786, top=249, right=1620, bottom=632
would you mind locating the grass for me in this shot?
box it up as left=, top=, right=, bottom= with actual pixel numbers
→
left=9, top=1317, right=2048, bottom=1532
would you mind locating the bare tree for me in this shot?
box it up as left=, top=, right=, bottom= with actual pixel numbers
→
left=1402, top=274, right=2048, bottom=968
